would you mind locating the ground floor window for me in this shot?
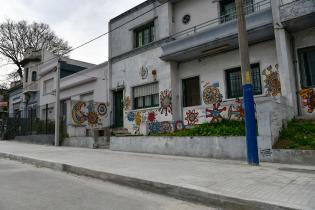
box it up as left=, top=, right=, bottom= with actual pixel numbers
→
left=182, top=76, right=201, bottom=107
left=225, top=63, right=262, bottom=99
left=299, top=47, right=315, bottom=88
left=133, top=82, right=159, bottom=109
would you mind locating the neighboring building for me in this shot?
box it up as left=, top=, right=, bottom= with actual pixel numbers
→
left=108, top=0, right=315, bottom=148
left=20, top=49, right=42, bottom=118
left=7, top=81, right=23, bottom=117
left=38, top=50, right=95, bottom=120
left=43, top=62, right=110, bottom=137
left=20, top=49, right=95, bottom=119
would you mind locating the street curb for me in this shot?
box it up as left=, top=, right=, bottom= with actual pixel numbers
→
left=0, top=152, right=296, bottom=210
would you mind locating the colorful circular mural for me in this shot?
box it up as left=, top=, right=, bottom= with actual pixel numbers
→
left=203, top=86, right=222, bottom=105
left=72, top=101, right=87, bottom=125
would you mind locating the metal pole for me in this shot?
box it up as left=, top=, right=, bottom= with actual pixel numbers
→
left=54, top=59, right=61, bottom=146
left=46, top=104, right=48, bottom=134
left=236, top=0, right=259, bottom=165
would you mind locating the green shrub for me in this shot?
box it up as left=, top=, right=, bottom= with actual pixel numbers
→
left=275, top=119, right=315, bottom=150
left=152, top=120, right=246, bottom=137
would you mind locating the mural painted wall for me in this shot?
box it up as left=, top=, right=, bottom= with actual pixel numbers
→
left=299, top=88, right=315, bottom=114
left=183, top=83, right=245, bottom=127
left=71, top=101, right=110, bottom=129
left=125, top=89, right=176, bottom=135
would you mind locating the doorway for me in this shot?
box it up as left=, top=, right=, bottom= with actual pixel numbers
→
left=113, top=90, right=124, bottom=128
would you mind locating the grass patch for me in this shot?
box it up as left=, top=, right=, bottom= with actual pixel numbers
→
left=274, top=119, right=315, bottom=150
left=152, top=120, right=246, bottom=137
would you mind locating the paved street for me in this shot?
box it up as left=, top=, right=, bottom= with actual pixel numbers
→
left=0, top=158, right=214, bottom=210
left=0, top=141, right=315, bottom=209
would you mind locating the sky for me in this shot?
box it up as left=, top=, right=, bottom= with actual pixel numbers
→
left=0, top=0, right=145, bottom=81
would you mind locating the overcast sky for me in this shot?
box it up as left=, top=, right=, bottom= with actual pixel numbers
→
left=0, top=0, right=145, bottom=81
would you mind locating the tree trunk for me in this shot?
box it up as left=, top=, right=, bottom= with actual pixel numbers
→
left=17, top=66, right=23, bottom=78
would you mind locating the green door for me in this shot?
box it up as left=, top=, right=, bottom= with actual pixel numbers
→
left=114, top=90, right=124, bottom=128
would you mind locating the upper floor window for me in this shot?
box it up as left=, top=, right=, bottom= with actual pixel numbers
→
left=31, top=71, right=37, bottom=81
left=299, top=47, right=315, bottom=88
left=135, top=22, right=155, bottom=48
left=220, top=0, right=254, bottom=23
left=182, top=76, right=201, bottom=107
left=225, top=63, right=262, bottom=98
left=133, top=82, right=159, bottom=109
left=43, top=78, right=54, bottom=95
left=25, top=68, right=29, bottom=83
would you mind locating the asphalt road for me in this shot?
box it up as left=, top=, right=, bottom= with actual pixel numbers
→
left=0, top=158, right=215, bottom=210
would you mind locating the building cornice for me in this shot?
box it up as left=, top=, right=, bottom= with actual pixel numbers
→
left=110, top=37, right=170, bottom=64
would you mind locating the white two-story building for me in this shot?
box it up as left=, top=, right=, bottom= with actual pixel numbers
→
left=108, top=0, right=315, bottom=147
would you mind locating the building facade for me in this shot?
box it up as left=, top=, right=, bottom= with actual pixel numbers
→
left=16, top=49, right=111, bottom=138
left=7, top=81, right=23, bottom=117
left=107, top=0, right=315, bottom=146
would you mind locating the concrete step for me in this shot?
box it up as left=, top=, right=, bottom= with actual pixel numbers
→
left=111, top=128, right=131, bottom=137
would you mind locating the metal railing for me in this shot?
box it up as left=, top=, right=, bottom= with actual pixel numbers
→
left=168, top=0, right=271, bottom=41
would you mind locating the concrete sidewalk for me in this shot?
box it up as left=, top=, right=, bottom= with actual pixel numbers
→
left=0, top=141, right=314, bottom=210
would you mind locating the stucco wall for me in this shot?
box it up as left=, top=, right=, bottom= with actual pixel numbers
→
left=173, top=0, right=219, bottom=35
left=178, top=40, right=277, bottom=101
left=109, top=1, right=172, bottom=58
left=110, top=135, right=275, bottom=161
left=111, top=47, right=174, bottom=134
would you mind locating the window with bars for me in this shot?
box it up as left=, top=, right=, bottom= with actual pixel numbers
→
left=220, top=0, right=254, bottom=23
left=133, top=82, right=159, bottom=109
left=182, top=76, right=201, bottom=107
left=225, top=63, right=262, bottom=99
left=298, top=47, right=315, bottom=88
left=135, top=22, right=155, bottom=48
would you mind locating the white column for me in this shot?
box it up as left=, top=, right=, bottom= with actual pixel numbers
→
left=271, top=1, right=298, bottom=114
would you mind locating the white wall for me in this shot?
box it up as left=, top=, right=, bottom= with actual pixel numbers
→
left=179, top=40, right=278, bottom=100
left=173, top=0, right=219, bottom=35
left=112, top=47, right=174, bottom=133
left=109, top=1, right=173, bottom=58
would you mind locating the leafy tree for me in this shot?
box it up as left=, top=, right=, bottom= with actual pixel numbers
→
left=0, top=19, right=71, bottom=78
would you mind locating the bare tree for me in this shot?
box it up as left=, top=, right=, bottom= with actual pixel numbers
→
left=0, top=19, right=71, bottom=78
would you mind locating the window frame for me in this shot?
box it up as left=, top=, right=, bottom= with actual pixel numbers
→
left=31, top=71, right=37, bottom=82
left=133, top=82, right=159, bottom=110
left=220, top=0, right=254, bottom=23
left=182, top=76, right=201, bottom=108
left=298, top=46, right=315, bottom=88
left=225, top=63, right=262, bottom=99
left=134, top=22, right=155, bottom=48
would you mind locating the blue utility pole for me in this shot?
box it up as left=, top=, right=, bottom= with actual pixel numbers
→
left=235, top=0, right=259, bottom=165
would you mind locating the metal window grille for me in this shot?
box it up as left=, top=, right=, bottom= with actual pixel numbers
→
left=298, top=47, right=315, bottom=87
left=133, top=82, right=159, bottom=109
left=226, top=63, right=262, bottom=99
